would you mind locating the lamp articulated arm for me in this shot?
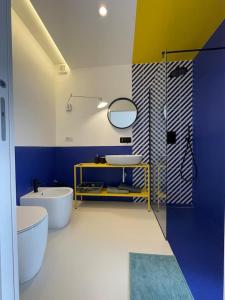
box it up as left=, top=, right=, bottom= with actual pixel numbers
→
left=66, top=94, right=105, bottom=112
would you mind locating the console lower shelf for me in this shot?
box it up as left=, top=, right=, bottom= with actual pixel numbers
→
left=76, top=188, right=149, bottom=198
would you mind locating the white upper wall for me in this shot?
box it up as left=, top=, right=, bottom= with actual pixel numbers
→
left=12, top=10, right=56, bottom=146
left=56, top=65, right=132, bottom=147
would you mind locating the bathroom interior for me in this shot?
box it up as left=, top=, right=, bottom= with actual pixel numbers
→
left=1, top=0, right=225, bottom=299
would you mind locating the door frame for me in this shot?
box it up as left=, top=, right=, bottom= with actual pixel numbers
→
left=0, top=0, right=19, bottom=299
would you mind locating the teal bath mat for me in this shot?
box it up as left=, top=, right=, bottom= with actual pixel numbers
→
left=129, top=253, right=193, bottom=300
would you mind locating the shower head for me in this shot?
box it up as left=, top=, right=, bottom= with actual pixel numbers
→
left=169, top=66, right=188, bottom=79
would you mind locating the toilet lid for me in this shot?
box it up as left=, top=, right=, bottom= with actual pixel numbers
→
left=17, top=206, right=48, bottom=234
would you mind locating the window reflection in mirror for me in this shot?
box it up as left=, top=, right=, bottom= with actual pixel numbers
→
left=108, top=98, right=138, bottom=129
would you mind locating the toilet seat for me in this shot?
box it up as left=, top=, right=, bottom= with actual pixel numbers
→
left=17, top=206, right=48, bottom=234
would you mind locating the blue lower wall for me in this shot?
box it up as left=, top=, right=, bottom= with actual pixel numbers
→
left=55, top=146, right=132, bottom=187
left=15, top=146, right=132, bottom=204
left=15, top=147, right=56, bottom=204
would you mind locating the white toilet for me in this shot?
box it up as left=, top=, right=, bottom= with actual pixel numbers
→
left=17, top=206, right=48, bottom=284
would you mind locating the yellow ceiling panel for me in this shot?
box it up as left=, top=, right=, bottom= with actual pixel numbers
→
left=133, top=0, right=225, bottom=63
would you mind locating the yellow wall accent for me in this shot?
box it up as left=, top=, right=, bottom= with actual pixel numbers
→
left=133, top=0, right=225, bottom=63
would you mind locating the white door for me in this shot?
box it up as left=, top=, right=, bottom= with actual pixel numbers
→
left=0, top=0, right=19, bottom=299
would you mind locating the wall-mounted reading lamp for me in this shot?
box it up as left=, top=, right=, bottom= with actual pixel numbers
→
left=66, top=94, right=108, bottom=112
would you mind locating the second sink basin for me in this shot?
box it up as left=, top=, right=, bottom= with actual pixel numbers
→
left=105, top=155, right=142, bottom=165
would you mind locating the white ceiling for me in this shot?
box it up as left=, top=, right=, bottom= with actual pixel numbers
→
left=12, top=0, right=67, bottom=66
left=30, top=0, right=137, bottom=69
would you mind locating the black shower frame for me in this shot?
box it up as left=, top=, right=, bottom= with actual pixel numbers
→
left=162, top=46, right=225, bottom=57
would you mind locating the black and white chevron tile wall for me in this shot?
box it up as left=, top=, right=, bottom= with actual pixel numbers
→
left=132, top=61, right=193, bottom=205
left=149, top=63, right=167, bottom=203
left=132, top=64, right=155, bottom=202
left=166, top=60, right=193, bottom=205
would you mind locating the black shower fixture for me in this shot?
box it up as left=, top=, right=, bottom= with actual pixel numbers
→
left=169, top=66, right=188, bottom=79
left=180, top=125, right=198, bottom=183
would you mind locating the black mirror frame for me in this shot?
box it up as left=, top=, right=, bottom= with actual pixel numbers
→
left=107, top=98, right=138, bottom=129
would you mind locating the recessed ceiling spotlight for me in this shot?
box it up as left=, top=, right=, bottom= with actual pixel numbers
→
left=99, top=5, right=108, bottom=17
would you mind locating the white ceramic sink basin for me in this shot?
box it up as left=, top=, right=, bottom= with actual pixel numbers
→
left=105, top=155, right=142, bottom=165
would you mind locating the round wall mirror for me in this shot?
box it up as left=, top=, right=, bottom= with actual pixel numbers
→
left=108, top=98, right=138, bottom=129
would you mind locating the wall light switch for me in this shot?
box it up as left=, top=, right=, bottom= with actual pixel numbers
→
left=120, top=137, right=132, bottom=144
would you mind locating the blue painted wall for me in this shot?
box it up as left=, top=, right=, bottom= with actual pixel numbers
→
left=55, top=146, right=132, bottom=187
left=15, top=147, right=56, bottom=204
left=193, top=20, right=225, bottom=227
left=15, top=146, right=132, bottom=204
left=167, top=207, right=223, bottom=300
left=167, top=20, right=225, bottom=300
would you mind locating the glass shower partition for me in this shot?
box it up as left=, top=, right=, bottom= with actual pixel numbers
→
left=150, top=59, right=167, bottom=237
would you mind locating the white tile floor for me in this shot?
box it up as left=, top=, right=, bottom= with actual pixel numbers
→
left=20, top=201, right=173, bottom=300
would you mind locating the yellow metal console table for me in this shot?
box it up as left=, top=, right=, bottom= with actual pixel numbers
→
left=74, top=163, right=150, bottom=211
